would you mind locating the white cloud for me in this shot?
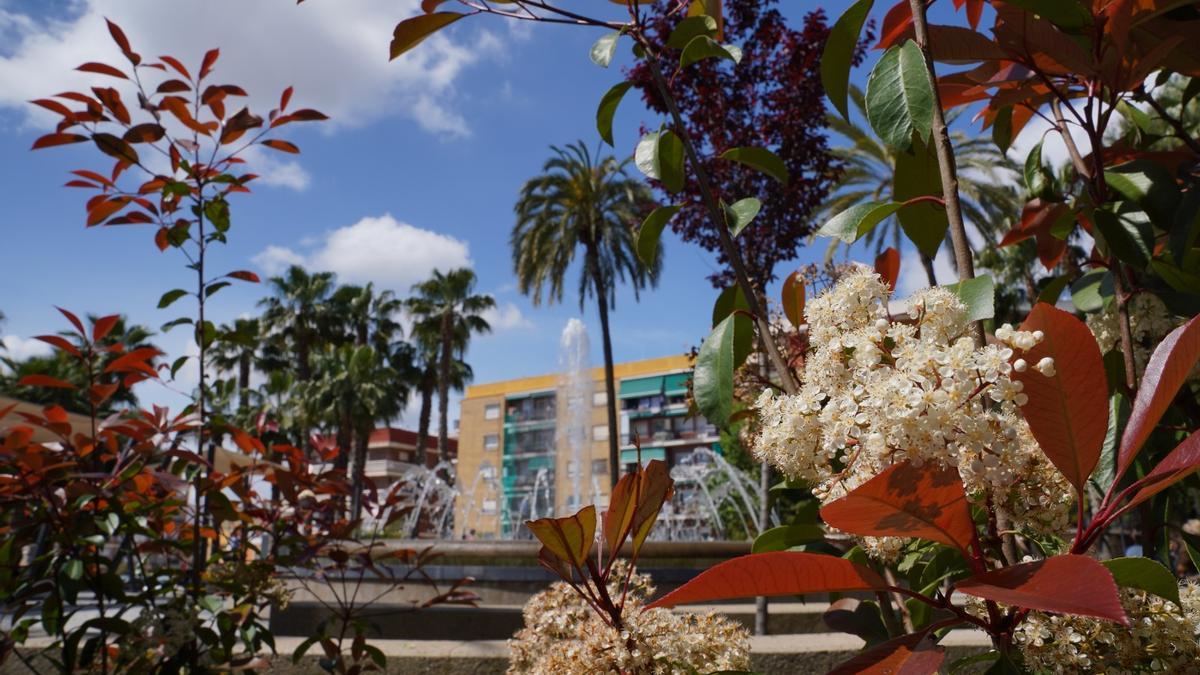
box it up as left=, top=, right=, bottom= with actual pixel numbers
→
left=0, top=335, right=54, bottom=363
left=254, top=213, right=472, bottom=289
left=481, top=302, right=532, bottom=331
left=252, top=245, right=307, bottom=277
left=0, top=0, right=492, bottom=139
left=240, top=145, right=312, bottom=191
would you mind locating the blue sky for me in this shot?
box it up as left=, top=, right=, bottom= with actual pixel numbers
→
left=0, top=0, right=1027, bottom=425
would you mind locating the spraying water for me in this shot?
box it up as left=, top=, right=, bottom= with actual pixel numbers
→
left=558, top=318, right=592, bottom=511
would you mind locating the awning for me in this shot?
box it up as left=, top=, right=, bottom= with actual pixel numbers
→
left=620, top=447, right=667, bottom=464
left=663, top=372, right=691, bottom=396
left=619, top=376, right=664, bottom=399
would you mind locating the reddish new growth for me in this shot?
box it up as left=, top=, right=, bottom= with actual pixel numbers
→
left=627, top=1, right=845, bottom=289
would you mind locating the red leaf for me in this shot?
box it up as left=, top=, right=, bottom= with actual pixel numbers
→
left=954, top=555, right=1129, bottom=625
left=227, top=270, right=261, bottom=283
left=964, top=0, right=983, bottom=30
left=17, top=375, right=77, bottom=390
left=1122, top=428, right=1200, bottom=511
left=279, top=85, right=294, bottom=111
left=1117, top=314, right=1200, bottom=479
left=104, top=347, right=161, bottom=377
left=56, top=307, right=86, bottom=336
left=106, top=19, right=132, bottom=56
left=288, top=108, right=328, bottom=122
left=820, top=461, right=976, bottom=557
left=92, top=315, right=120, bottom=342
left=645, top=552, right=886, bottom=609
left=123, top=123, right=166, bottom=144
left=874, top=247, right=900, bottom=292
left=781, top=270, right=805, bottom=328
left=159, top=55, right=191, bottom=79
left=526, top=505, right=596, bottom=569
left=261, top=138, right=300, bottom=154
left=76, top=62, right=127, bottom=79
left=31, top=133, right=88, bottom=150
left=30, top=98, right=73, bottom=117
left=876, top=0, right=914, bottom=49
left=35, top=334, right=82, bottom=358
left=1014, top=303, right=1108, bottom=493
left=87, top=198, right=128, bottom=226
left=156, top=79, right=191, bottom=94
left=199, top=48, right=220, bottom=80
left=93, top=133, right=139, bottom=165
left=828, top=631, right=945, bottom=675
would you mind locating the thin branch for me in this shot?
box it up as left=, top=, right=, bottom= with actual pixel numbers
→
left=905, top=0, right=984, bottom=346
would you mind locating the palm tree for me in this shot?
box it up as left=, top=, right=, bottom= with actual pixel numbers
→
left=406, top=268, right=494, bottom=464
left=258, top=265, right=337, bottom=383
left=210, top=318, right=261, bottom=414
left=511, top=141, right=660, bottom=488
left=409, top=326, right=474, bottom=468
left=310, top=344, right=407, bottom=519
left=819, top=87, right=1022, bottom=286
left=331, top=283, right=404, bottom=351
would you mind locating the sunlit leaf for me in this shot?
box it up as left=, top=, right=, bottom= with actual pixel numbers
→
left=865, top=40, right=933, bottom=151
left=822, top=0, right=874, bottom=120
left=389, top=13, right=464, bottom=61
left=636, top=204, right=681, bottom=267
left=526, top=505, right=596, bottom=569
left=954, top=555, right=1129, bottom=625
left=1102, top=557, right=1180, bottom=607
left=781, top=271, right=805, bottom=328
left=1013, top=303, right=1108, bottom=493
left=719, top=146, right=788, bottom=184
left=679, top=35, right=741, bottom=68
left=874, top=247, right=900, bottom=292
left=725, top=197, right=761, bottom=237
left=1122, top=429, right=1200, bottom=511
left=595, top=81, right=632, bottom=147
left=646, top=552, right=887, bottom=609
left=821, top=461, right=975, bottom=556
left=817, top=202, right=903, bottom=244
left=828, top=630, right=945, bottom=675
left=694, top=314, right=738, bottom=427
left=590, top=31, right=621, bottom=68
left=943, top=275, right=995, bottom=323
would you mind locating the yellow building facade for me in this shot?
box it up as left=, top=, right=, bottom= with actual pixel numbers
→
left=455, top=354, right=720, bottom=538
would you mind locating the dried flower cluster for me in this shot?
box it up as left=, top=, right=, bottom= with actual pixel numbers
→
left=753, top=270, right=1071, bottom=559
left=508, top=563, right=750, bottom=674
left=1014, top=583, right=1200, bottom=673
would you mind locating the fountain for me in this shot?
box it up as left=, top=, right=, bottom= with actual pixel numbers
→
left=558, top=318, right=592, bottom=512
left=654, top=447, right=775, bottom=541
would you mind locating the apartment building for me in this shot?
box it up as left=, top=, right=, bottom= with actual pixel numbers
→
left=454, top=354, right=721, bottom=538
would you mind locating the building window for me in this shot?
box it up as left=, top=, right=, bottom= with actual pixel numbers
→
left=482, top=499, right=497, bottom=514
left=484, top=403, right=500, bottom=420
left=592, top=424, right=609, bottom=441
left=592, top=459, right=608, bottom=477
left=484, top=434, right=499, bottom=451
left=480, top=465, right=496, bottom=479
left=567, top=460, right=579, bottom=478
left=593, top=391, right=607, bottom=407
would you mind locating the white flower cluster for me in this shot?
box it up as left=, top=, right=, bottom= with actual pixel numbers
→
left=1014, top=583, right=1200, bottom=673
left=508, top=562, right=750, bottom=674
left=1088, top=292, right=1199, bottom=380
left=753, top=269, right=1072, bottom=558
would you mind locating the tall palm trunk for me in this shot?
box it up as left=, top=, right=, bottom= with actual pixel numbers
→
left=415, top=374, right=434, bottom=467
left=350, top=425, right=370, bottom=521
left=588, top=250, right=620, bottom=490
left=437, top=311, right=453, bottom=466
left=237, top=352, right=251, bottom=414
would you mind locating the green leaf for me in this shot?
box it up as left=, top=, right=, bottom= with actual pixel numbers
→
left=1036, top=275, right=1071, bottom=305
left=1090, top=393, right=1128, bottom=494
left=1070, top=269, right=1114, bottom=313
left=720, top=146, right=788, bottom=184
left=679, top=35, right=742, bottom=68
left=865, top=40, right=934, bottom=151
left=637, top=205, right=680, bottom=267
left=1024, top=140, right=1054, bottom=200
left=590, top=31, right=620, bottom=68
left=821, top=0, right=874, bottom=120
left=64, top=559, right=83, bottom=581
left=711, top=285, right=752, bottom=368
left=157, top=288, right=189, bottom=309
left=816, top=201, right=903, bottom=243
left=1104, top=160, right=1181, bottom=225
left=725, top=198, right=761, bottom=237
left=943, top=275, right=994, bottom=323
left=992, top=105, right=1014, bottom=154
left=667, top=15, right=718, bottom=49
left=695, top=315, right=738, bottom=427
left=752, top=524, right=825, bottom=553
left=160, top=317, right=193, bottom=332
left=390, top=13, right=464, bottom=60
left=636, top=130, right=686, bottom=192
left=1151, top=260, right=1200, bottom=294
left=657, top=130, right=685, bottom=193
left=1117, top=100, right=1153, bottom=134
left=596, top=81, right=632, bottom=146
left=1093, top=207, right=1152, bottom=270
left=894, top=134, right=948, bottom=257
left=1181, top=528, right=1200, bottom=575
left=1102, top=557, right=1180, bottom=607
left=204, top=281, right=232, bottom=298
